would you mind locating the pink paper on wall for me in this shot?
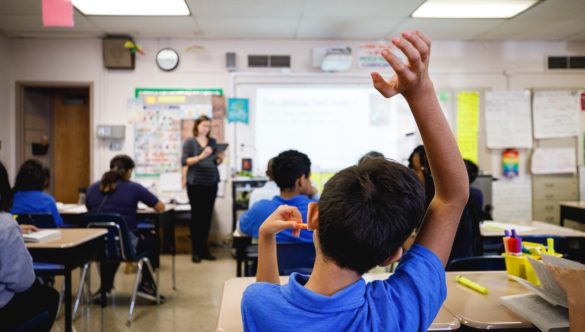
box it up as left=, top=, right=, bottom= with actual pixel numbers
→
left=42, top=0, right=74, bottom=27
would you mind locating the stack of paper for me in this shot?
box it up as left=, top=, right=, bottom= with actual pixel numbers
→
left=23, top=229, right=61, bottom=243
left=500, top=255, right=584, bottom=332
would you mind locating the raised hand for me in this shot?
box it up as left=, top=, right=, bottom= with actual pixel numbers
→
left=371, top=31, right=432, bottom=100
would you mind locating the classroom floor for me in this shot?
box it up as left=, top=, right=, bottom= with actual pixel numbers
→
left=50, top=247, right=234, bottom=332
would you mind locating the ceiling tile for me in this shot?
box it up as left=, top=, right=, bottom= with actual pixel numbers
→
left=197, top=17, right=298, bottom=39
left=0, top=13, right=101, bottom=37
left=515, top=0, right=585, bottom=19
left=477, top=19, right=585, bottom=40
left=296, top=17, right=402, bottom=40
left=392, top=19, right=505, bottom=41
left=302, top=0, right=425, bottom=17
left=188, top=0, right=304, bottom=17
left=87, top=17, right=199, bottom=38
left=0, top=0, right=42, bottom=15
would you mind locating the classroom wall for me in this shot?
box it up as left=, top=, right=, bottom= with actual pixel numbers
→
left=0, top=35, right=13, bottom=175
left=2, top=37, right=585, bottom=240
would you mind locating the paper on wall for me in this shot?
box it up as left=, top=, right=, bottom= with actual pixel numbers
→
left=492, top=177, right=532, bottom=221
left=531, top=148, right=576, bottom=175
left=456, top=91, right=480, bottom=163
left=533, top=91, right=580, bottom=139
left=159, top=172, right=182, bottom=192
left=485, top=91, right=533, bottom=148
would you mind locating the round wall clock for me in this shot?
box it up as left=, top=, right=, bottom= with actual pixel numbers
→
left=156, top=48, right=179, bottom=71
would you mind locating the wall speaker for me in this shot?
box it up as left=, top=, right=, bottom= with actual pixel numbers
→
left=226, top=52, right=236, bottom=71
left=103, top=38, right=135, bottom=70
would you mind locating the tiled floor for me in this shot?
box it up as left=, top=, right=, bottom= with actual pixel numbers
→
left=50, top=247, right=235, bottom=332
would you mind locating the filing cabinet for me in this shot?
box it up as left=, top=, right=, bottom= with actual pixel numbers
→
left=532, top=174, right=578, bottom=224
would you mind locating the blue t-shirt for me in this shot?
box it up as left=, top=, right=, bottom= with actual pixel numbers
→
left=241, top=244, right=446, bottom=332
left=10, top=191, right=64, bottom=227
left=239, top=195, right=315, bottom=243
left=85, top=180, right=159, bottom=232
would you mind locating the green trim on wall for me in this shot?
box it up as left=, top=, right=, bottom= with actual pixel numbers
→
left=134, top=88, right=223, bottom=97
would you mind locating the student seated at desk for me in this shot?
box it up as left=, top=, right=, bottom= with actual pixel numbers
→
left=0, top=161, right=59, bottom=331
left=86, top=155, right=165, bottom=300
left=10, top=159, right=63, bottom=227
left=247, top=158, right=279, bottom=208
left=239, top=150, right=317, bottom=243
left=241, top=31, right=470, bottom=331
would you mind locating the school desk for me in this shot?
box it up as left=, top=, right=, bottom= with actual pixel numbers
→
left=560, top=201, right=585, bottom=227
left=58, top=204, right=178, bottom=289
left=443, top=271, right=534, bottom=329
left=26, top=228, right=107, bottom=332
left=216, top=275, right=461, bottom=332
left=480, top=220, right=585, bottom=238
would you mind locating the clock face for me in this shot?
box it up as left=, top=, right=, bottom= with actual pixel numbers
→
left=156, top=48, right=179, bottom=71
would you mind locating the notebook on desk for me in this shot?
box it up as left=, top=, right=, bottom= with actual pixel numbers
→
left=23, top=229, right=61, bottom=243
left=500, top=255, right=584, bottom=332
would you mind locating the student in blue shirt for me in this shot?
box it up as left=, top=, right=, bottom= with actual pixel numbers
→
left=10, top=159, right=64, bottom=227
left=239, top=150, right=317, bottom=243
left=0, top=161, right=59, bottom=331
left=241, top=31, right=470, bottom=332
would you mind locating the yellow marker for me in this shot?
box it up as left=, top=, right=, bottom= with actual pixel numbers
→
left=456, top=275, right=489, bottom=295
left=547, top=238, right=555, bottom=255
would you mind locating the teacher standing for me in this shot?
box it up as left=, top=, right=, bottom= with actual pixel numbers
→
left=181, top=115, right=222, bottom=263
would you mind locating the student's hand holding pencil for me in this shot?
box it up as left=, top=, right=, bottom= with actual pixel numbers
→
left=259, top=205, right=306, bottom=238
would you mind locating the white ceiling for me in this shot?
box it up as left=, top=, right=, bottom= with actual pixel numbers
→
left=0, top=0, right=584, bottom=41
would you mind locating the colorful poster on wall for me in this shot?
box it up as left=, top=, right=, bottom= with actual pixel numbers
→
left=456, top=91, right=480, bottom=164
left=227, top=98, right=249, bottom=124
left=502, top=148, right=519, bottom=178
left=357, top=42, right=392, bottom=68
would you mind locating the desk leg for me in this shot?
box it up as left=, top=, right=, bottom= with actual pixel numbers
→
left=65, top=268, right=72, bottom=332
left=171, top=219, right=176, bottom=290
left=100, top=259, right=106, bottom=332
left=237, top=258, right=242, bottom=277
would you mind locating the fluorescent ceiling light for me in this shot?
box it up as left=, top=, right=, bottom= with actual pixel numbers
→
left=412, top=0, right=539, bottom=18
left=73, top=0, right=190, bottom=16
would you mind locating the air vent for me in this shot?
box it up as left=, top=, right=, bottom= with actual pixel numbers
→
left=547, top=56, right=585, bottom=70
left=248, top=55, right=291, bottom=68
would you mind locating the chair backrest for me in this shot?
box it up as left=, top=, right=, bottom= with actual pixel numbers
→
left=447, top=255, right=506, bottom=271
left=15, top=213, right=57, bottom=228
left=276, top=242, right=316, bottom=276
left=82, top=213, right=134, bottom=262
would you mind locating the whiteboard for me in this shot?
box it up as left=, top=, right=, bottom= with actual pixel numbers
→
left=233, top=76, right=456, bottom=175
left=485, top=90, right=532, bottom=148
left=533, top=91, right=580, bottom=139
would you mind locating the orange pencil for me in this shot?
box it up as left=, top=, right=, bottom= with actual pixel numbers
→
left=292, top=222, right=309, bottom=230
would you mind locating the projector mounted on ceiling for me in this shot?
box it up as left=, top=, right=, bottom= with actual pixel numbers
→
left=313, top=47, right=353, bottom=72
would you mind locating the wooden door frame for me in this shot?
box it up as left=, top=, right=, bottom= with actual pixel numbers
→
left=15, top=81, right=94, bottom=184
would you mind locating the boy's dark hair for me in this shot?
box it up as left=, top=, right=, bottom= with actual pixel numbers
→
left=100, top=155, right=135, bottom=194
left=13, top=159, right=50, bottom=192
left=464, top=159, right=479, bottom=184
left=271, top=150, right=311, bottom=190
left=318, top=158, right=425, bottom=274
left=0, top=161, right=13, bottom=212
left=358, top=151, right=385, bottom=164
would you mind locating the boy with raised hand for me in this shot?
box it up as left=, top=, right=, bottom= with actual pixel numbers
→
left=241, top=31, right=469, bottom=331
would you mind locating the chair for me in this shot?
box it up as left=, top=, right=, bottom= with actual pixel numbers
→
left=447, top=255, right=506, bottom=271
left=82, top=213, right=160, bottom=326
left=16, top=213, right=58, bottom=228
left=276, top=242, right=316, bottom=276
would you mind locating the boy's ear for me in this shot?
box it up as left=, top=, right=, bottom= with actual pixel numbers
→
left=379, top=247, right=403, bottom=267
left=307, top=202, right=319, bottom=230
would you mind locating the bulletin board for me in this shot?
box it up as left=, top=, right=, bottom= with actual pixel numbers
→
left=131, top=88, right=225, bottom=176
